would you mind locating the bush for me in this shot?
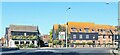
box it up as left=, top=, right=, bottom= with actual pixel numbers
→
left=53, top=40, right=59, bottom=45
left=58, top=40, right=63, bottom=45
left=73, top=43, right=80, bottom=45
left=87, top=42, right=93, bottom=45
left=48, top=40, right=53, bottom=43
left=82, top=42, right=86, bottom=45
left=107, top=43, right=112, bottom=45
left=28, top=44, right=35, bottom=48
left=16, top=45, right=20, bottom=48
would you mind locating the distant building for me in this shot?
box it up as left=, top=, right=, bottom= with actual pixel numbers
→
left=40, top=35, right=50, bottom=43
left=5, top=25, right=40, bottom=47
left=0, top=37, right=6, bottom=46
left=53, top=22, right=119, bottom=44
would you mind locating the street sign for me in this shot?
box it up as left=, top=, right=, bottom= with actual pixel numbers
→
left=59, top=32, right=65, bottom=40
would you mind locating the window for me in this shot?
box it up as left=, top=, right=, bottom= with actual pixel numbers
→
left=108, top=36, right=111, bottom=39
left=26, top=41, right=30, bottom=44
left=92, top=29, right=95, bottom=32
left=103, top=35, right=105, bottom=39
left=20, top=41, right=24, bottom=44
left=92, top=29, right=94, bottom=31
left=86, top=35, right=89, bottom=39
left=117, top=36, right=118, bottom=39
left=15, top=41, right=19, bottom=44
left=101, top=29, right=103, bottom=32
left=114, top=29, right=117, bottom=32
left=84, top=28, right=89, bottom=33
left=32, top=41, right=34, bottom=44
left=103, top=30, right=106, bottom=34
left=79, top=35, right=82, bottom=39
left=73, top=35, right=76, bottom=39
left=98, top=29, right=99, bottom=32
left=71, top=28, right=77, bottom=32
left=93, top=35, right=95, bottom=39
left=79, top=29, right=82, bottom=31
left=107, top=30, right=110, bottom=33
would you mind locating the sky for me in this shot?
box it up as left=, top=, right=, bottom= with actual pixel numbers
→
left=1, top=0, right=118, bottom=2
left=1, top=2, right=118, bottom=37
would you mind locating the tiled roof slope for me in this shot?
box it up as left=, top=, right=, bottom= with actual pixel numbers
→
left=9, top=25, right=38, bottom=32
left=53, top=22, right=116, bottom=34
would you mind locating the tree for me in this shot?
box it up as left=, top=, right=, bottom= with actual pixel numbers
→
left=48, top=40, right=52, bottom=43
left=82, top=42, right=86, bottom=47
left=56, top=24, right=66, bottom=38
left=53, top=40, right=59, bottom=45
left=49, top=29, right=53, bottom=42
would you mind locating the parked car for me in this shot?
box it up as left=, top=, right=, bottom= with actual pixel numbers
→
left=44, top=43, right=48, bottom=47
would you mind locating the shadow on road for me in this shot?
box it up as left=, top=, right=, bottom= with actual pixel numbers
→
left=2, top=51, right=112, bottom=55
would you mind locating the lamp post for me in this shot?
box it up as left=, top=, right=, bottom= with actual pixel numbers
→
left=66, top=7, right=71, bottom=48
left=118, top=1, right=120, bottom=49
left=117, top=1, right=120, bottom=55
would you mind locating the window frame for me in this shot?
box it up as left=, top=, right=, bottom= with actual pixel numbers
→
left=73, top=34, right=76, bottom=39
left=79, top=35, right=82, bottom=39
left=86, top=35, right=89, bottom=39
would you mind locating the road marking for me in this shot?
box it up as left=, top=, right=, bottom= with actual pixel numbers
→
left=35, top=50, right=59, bottom=52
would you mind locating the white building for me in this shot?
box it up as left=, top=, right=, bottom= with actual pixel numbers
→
left=5, top=25, right=40, bottom=47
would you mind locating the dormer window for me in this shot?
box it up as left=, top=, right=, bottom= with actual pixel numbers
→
left=84, top=28, right=89, bottom=33
left=103, top=29, right=106, bottom=34
left=107, top=30, right=110, bottom=33
left=98, top=29, right=100, bottom=32
left=114, top=29, right=117, bottom=32
left=92, top=29, right=95, bottom=32
left=101, top=29, right=103, bottom=32
left=71, top=27, right=77, bottom=32
left=79, top=29, right=82, bottom=32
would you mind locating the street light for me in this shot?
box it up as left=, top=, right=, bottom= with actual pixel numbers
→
left=118, top=1, right=120, bottom=49
left=66, top=7, right=71, bottom=48
left=105, top=2, right=117, bottom=48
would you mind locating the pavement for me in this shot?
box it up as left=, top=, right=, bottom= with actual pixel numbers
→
left=1, top=48, right=115, bottom=55
left=111, top=48, right=120, bottom=55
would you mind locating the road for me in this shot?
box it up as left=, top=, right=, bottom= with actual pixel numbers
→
left=1, top=48, right=115, bottom=55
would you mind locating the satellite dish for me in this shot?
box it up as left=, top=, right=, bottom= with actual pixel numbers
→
left=106, top=2, right=110, bottom=4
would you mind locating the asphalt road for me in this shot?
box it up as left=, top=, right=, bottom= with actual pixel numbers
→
left=1, top=48, right=114, bottom=55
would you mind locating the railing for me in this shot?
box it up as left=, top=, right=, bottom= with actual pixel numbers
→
left=11, top=36, right=37, bottom=40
